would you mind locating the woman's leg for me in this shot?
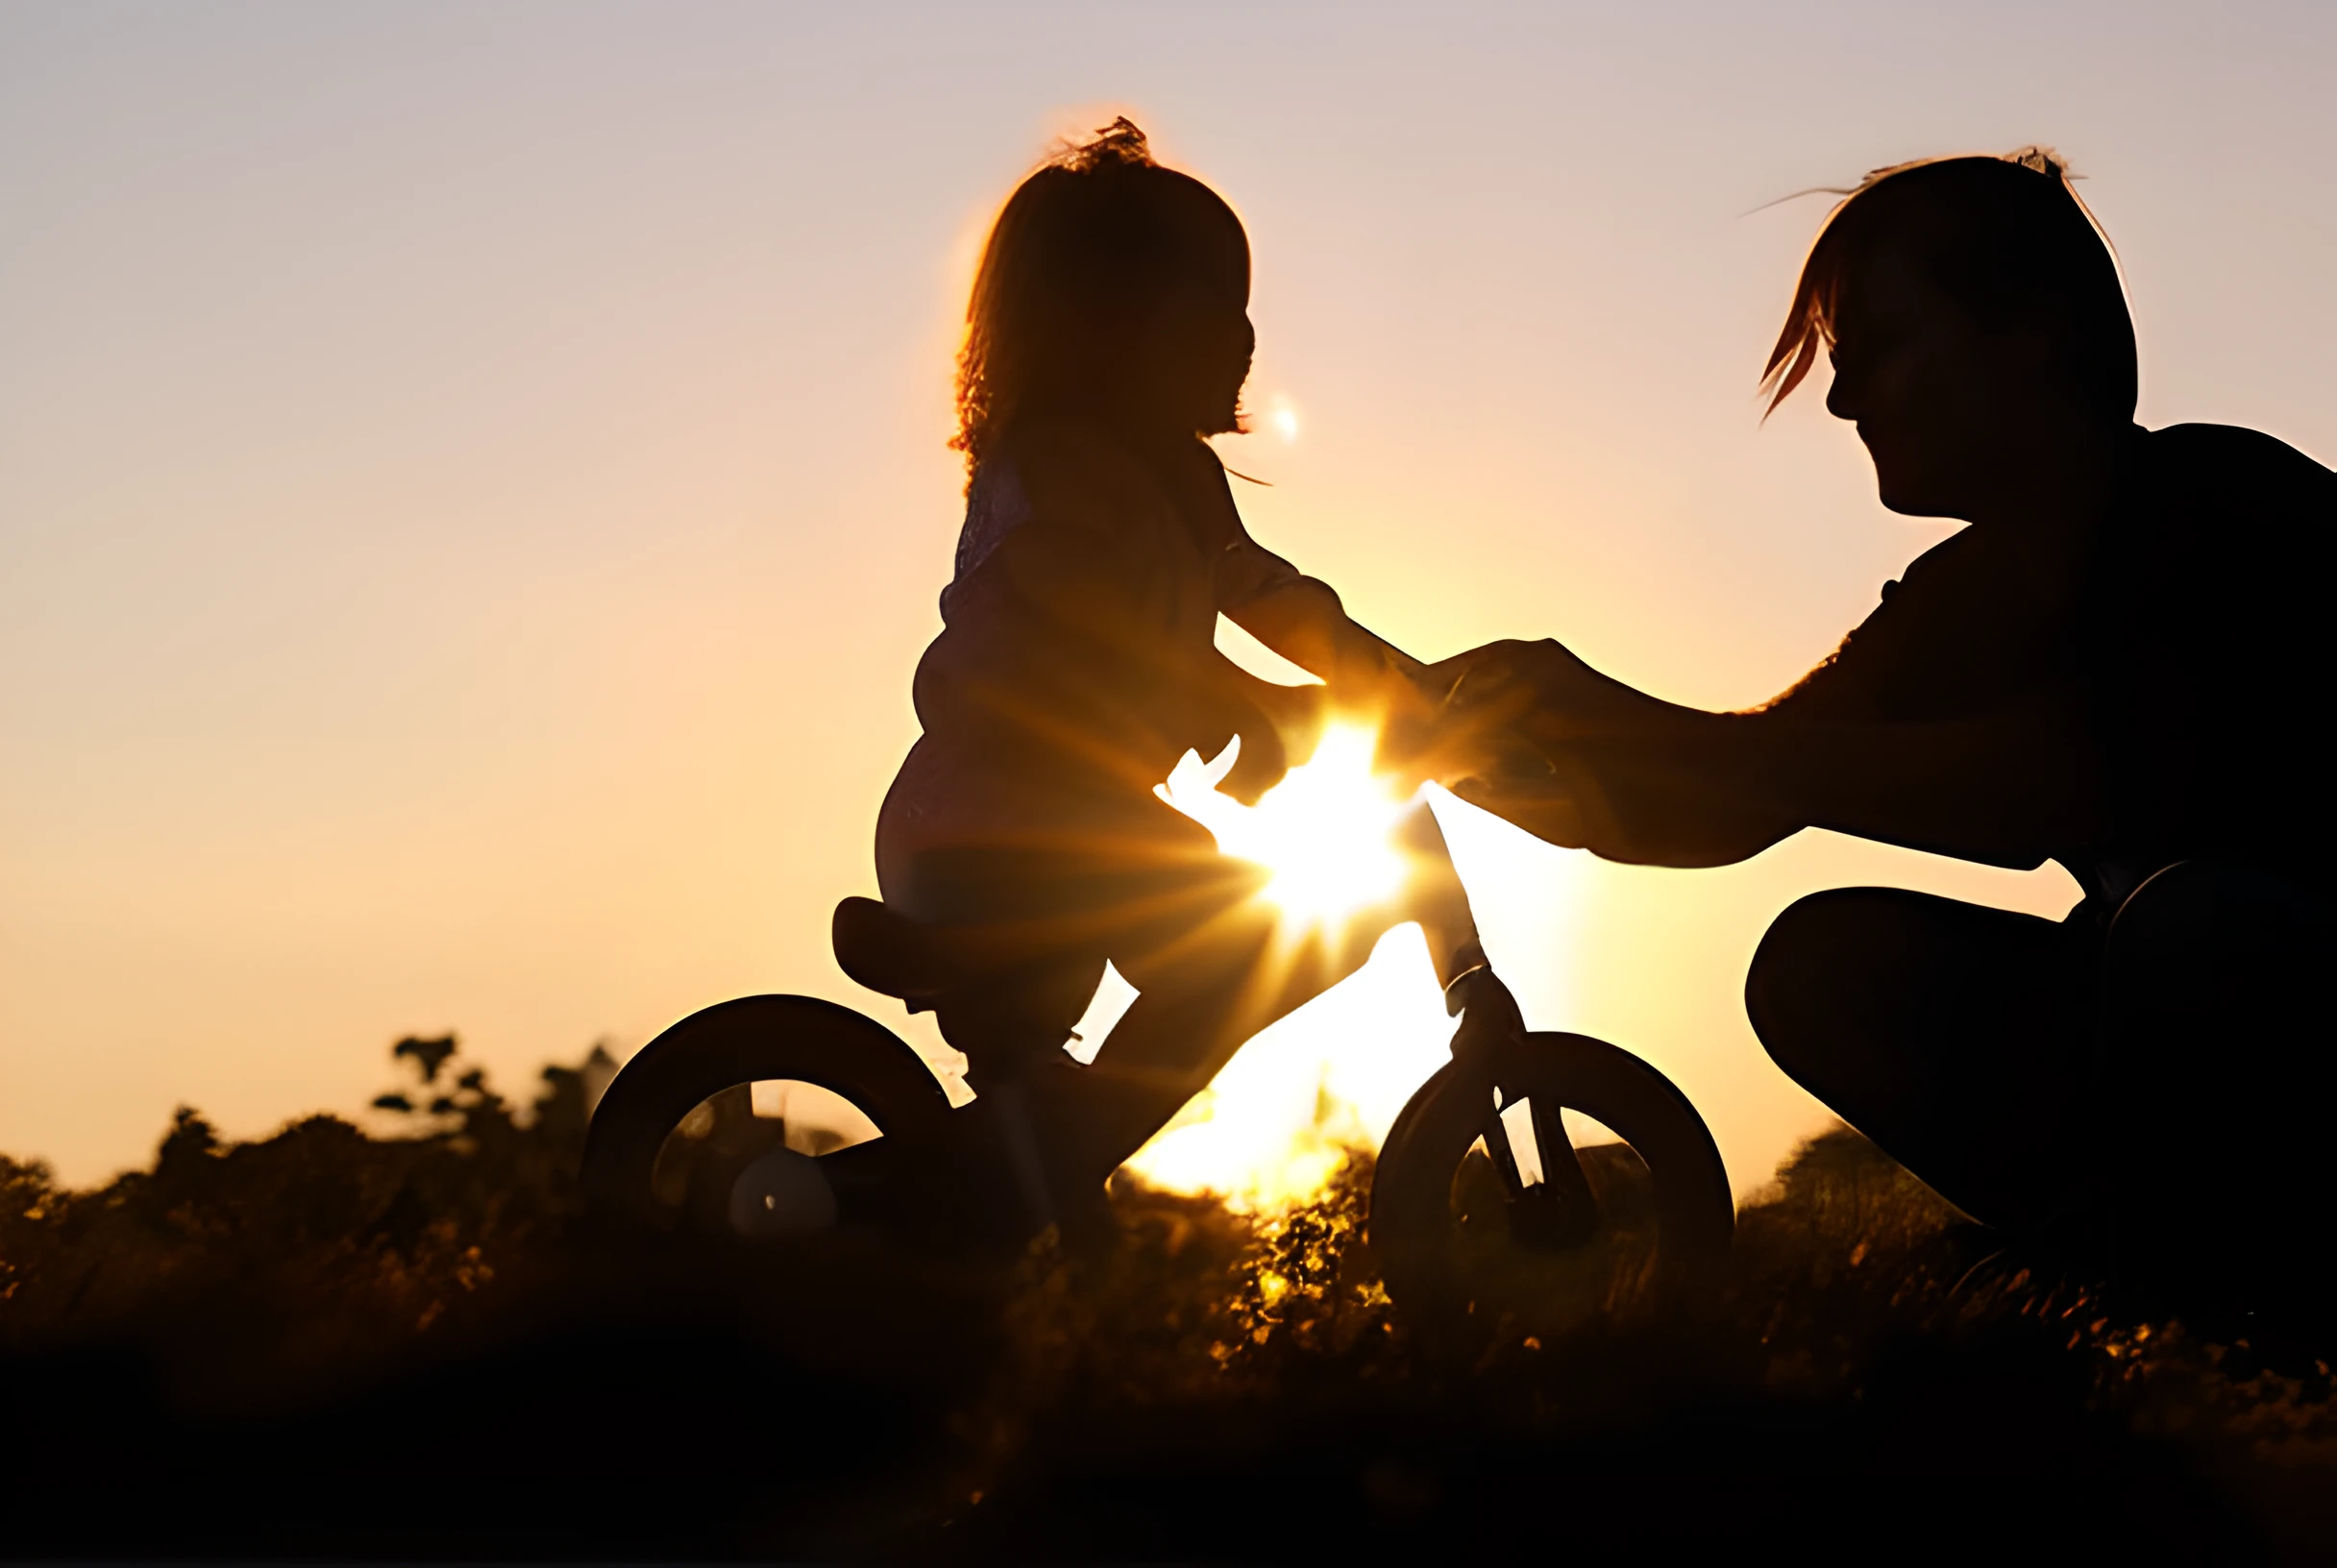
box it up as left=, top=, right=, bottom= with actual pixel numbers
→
left=1745, top=887, right=2095, bottom=1231
left=2097, top=860, right=2333, bottom=1319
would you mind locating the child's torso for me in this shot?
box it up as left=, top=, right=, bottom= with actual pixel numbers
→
left=877, top=422, right=1261, bottom=890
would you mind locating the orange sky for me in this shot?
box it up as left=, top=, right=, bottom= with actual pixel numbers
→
left=5, top=3, right=2334, bottom=1190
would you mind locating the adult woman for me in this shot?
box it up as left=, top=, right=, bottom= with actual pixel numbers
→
left=1451, top=151, right=2335, bottom=1320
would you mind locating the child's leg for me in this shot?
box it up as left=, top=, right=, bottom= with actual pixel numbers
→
left=1031, top=898, right=1287, bottom=1189
left=1036, top=798, right=1495, bottom=1184
left=1040, top=868, right=1420, bottom=1185
left=919, top=796, right=1479, bottom=1192
left=1028, top=920, right=1280, bottom=1191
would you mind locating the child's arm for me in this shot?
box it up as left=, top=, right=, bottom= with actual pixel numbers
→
left=1225, top=576, right=1426, bottom=697
left=1218, top=528, right=1498, bottom=792
left=1219, top=576, right=1507, bottom=799
left=1213, top=518, right=1428, bottom=701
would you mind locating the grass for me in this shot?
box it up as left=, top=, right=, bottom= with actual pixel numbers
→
left=2, top=1038, right=2332, bottom=1559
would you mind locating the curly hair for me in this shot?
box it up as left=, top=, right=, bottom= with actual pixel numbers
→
left=1760, top=148, right=2136, bottom=420
left=951, top=117, right=1246, bottom=477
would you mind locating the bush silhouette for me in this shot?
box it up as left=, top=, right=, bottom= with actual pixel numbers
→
left=0, top=1036, right=2329, bottom=1557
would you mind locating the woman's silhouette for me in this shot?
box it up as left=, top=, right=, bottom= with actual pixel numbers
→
left=1448, top=151, right=2335, bottom=1322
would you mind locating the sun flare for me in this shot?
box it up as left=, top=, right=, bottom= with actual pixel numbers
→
left=1155, top=723, right=1410, bottom=926
left=1107, top=723, right=1449, bottom=1208
left=1110, top=922, right=1456, bottom=1211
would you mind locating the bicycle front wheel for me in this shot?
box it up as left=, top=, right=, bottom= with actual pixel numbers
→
left=1369, top=1030, right=1733, bottom=1328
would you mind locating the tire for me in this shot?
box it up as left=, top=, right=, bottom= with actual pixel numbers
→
left=1369, top=1031, right=1733, bottom=1323
left=581, top=994, right=954, bottom=1235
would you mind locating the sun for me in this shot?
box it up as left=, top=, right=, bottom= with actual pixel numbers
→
left=1102, top=723, right=1584, bottom=1210
left=1109, top=722, right=1446, bottom=1208
left=1155, top=723, right=1410, bottom=926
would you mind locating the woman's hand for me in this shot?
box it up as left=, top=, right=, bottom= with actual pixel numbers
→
left=1409, top=638, right=1797, bottom=864
left=1440, top=638, right=1656, bottom=740
left=1374, top=638, right=1613, bottom=792
left=1374, top=650, right=1538, bottom=793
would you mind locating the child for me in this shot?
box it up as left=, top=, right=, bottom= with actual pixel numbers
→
left=873, top=121, right=1432, bottom=1201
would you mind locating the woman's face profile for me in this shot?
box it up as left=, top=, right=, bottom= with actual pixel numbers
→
left=1824, top=247, right=2004, bottom=519
left=1825, top=243, right=2096, bottom=523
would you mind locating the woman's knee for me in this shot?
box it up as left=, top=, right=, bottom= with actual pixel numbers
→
left=1743, top=884, right=2029, bottom=1108
left=1745, top=889, right=1884, bottom=1084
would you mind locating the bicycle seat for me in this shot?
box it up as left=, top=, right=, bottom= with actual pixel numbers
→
left=832, top=896, right=967, bottom=1010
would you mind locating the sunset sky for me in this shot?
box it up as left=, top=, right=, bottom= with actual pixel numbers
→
left=6, top=2, right=2334, bottom=1191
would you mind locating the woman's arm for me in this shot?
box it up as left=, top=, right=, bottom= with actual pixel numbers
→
left=1445, top=639, right=2106, bottom=869
left=1538, top=705, right=2102, bottom=869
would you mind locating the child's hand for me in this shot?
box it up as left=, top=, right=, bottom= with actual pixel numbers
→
left=1256, top=680, right=1330, bottom=759
left=1210, top=671, right=1327, bottom=805
left=1218, top=723, right=1288, bottom=805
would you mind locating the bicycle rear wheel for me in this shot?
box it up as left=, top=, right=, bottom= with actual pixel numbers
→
left=1370, top=1030, right=1733, bottom=1327
left=581, top=994, right=954, bottom=1237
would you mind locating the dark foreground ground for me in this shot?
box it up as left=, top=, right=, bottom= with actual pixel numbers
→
left=4, top=1041, right=2334, bottom=1561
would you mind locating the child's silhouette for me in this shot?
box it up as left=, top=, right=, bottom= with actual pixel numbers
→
left=863, top=121, right=1438, bottom=1228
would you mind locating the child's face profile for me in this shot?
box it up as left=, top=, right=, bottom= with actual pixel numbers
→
left=1122, top=194, right=1254, bottom=439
